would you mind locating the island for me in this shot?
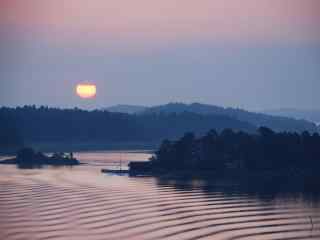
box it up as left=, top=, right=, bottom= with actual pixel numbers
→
left=0, top=148, right=80, bottom=168
left=129, top=127, right=320, bottom=179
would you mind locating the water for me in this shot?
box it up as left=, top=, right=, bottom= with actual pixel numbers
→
left=0, top=151, right=320, bottom=240
left=74, top=150, right=152, bottom=168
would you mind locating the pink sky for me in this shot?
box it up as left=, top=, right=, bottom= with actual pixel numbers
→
left=1, top=1, right=320, bottom=110
left=1, top=0, right=320, bottom=46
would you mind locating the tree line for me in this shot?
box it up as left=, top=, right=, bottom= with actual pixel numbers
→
left=152, top=127, right=320, bottom=172
left=0, top=109, right=23, bottom=151
left=0, top=106, right=255, bottom=151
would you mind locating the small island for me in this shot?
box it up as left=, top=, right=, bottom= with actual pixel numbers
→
left=0, top=148, right=80, bottom=168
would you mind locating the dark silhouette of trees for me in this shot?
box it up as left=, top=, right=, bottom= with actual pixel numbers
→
left=14, top=147, right=80, bottom=169
left=0, top=106, right=255, bottom=151
left=1, top=105, right=319, bottom=159
left=0, top=110, right=23, bottom=151
left=153, top=127, right=320, bottom=172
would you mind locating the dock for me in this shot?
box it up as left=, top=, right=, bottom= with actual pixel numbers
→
left=101, top=169, right=129, bottom=174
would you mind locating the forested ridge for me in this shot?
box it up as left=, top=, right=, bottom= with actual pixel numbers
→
left=142, top=103, right=318, bottom=133
left=1, top=105, right=319, bottom=152
left=0, top=106, right=254, bottom=150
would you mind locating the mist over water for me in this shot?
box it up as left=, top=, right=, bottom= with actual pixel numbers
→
left=1, top=151, right=320, bottom=240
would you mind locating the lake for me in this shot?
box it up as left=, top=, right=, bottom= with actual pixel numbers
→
left=0, top=151, right=319, bottom=240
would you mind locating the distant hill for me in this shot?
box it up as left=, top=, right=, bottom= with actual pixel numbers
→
left=105, top=104, right=148, bottom=114
left=141, top=103, right=318, bottom=133
left=264, top=109, right=320, bottom=125
left=0, top=106, right=256, bottom=152
left=2, top=104, right=317, bottom=152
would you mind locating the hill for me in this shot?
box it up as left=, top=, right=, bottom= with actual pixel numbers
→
left=104, top=104, right=148, bottom=114
left=264, top=108, right=320, bottom=125
left=141, top=103, right=318, bottom=133
left=0, top=106, right=255, bottom=152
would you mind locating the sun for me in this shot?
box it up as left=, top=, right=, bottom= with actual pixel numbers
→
left=76, top=83, right=97, bottom=99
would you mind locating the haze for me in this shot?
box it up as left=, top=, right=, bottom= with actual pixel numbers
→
left=1, top=0, right=319, bottom=110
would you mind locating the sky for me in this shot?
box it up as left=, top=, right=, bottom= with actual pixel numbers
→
left=0, top=0, right=320, bottom=110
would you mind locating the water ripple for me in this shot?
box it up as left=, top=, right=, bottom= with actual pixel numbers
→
left=0, top=165, right=319, bottom=240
